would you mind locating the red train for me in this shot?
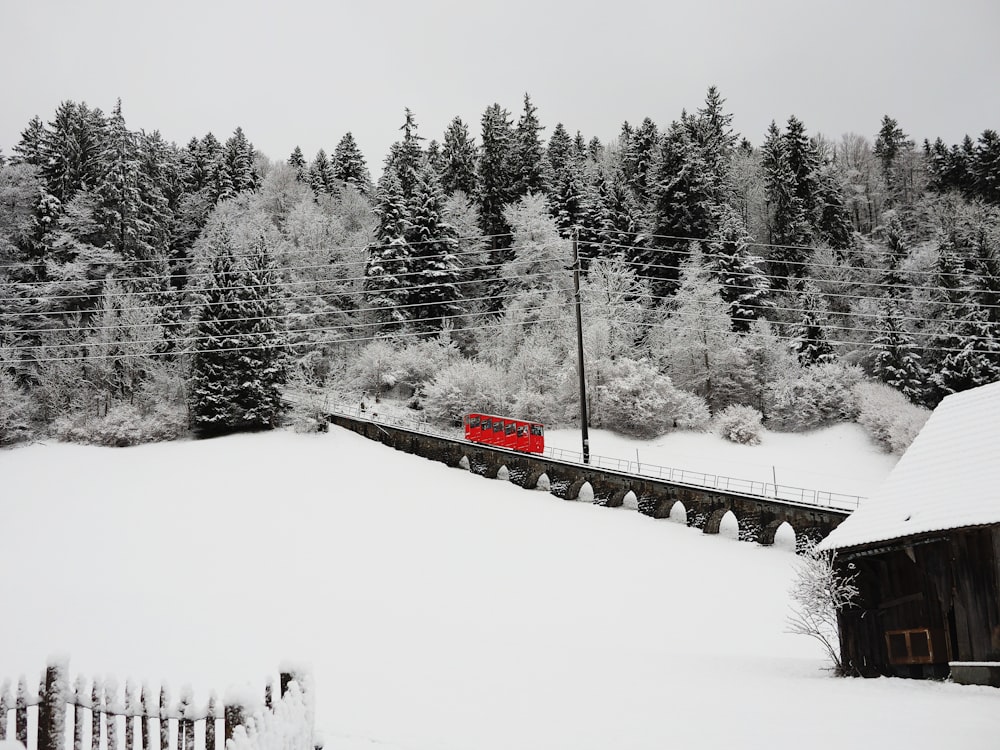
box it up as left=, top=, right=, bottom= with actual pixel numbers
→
left=463, top=413, right=545, bottom=454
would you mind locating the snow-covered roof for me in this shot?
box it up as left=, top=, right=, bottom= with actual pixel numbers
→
left=817, top=380, right=1000, bottom=552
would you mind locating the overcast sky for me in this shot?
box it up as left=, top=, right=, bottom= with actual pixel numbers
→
left=3, top=0, right=999, bottom=170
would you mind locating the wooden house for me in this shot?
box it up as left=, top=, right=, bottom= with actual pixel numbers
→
left=816, top=382, right=1000, bottom=685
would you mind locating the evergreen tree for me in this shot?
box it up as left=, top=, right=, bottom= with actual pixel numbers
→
left=873, top=115, right=914, bottom=199
left=188, top=223, right=286, bottom=432
left=783, top=116, right=820, bottom=216
left=440, top=117, right=478, bottom=196
left=96, top=100, right=170, bottom=294
left=332, top=132, right=371, bottom=194
left=545, top=122, right=585, bottom=234
left=513, top=93, right=545, bottom=196
left=365, top=171, right=412, bottom=325
left=12, top=116, right=45, bottom=166
left=477, top=103, right=516, bottom=247
left=621, top=117, right=659, bottom=203
left=229, top=235, right=287, bottom=425
left=425, top=139, right=444, bottom=180
left=404, top=172, right=462, bottom=331
left=643, top=115, right=717, bottom=293
left=288, top=146, right=307, bottom=181
left=870, top=300, right=926, bottom=403
left=761, top=120, right=810, bottom=285
left=392, top=108, right=425, bottom=199
left=814, top=163, right=854, bottom=251
left=215, top=126, right=259, bottom=200
left=706, top=209, right=771, bottom=330
left=38, top=101, right=106, bottom=204
left=692, top=85, right=737, bottom=201
left=308, top=149, right=334, bottom=195
left=973, top=129, right=1000, bottom=204
left=792, top=282, right=835, bottom=365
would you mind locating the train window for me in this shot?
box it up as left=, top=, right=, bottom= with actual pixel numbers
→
left=494, top=421, right=504, bottom=432
left=482, top=419, right=492, bottom=430
left=531, top=425, right=543, bottom=436
left=506, top=423, right=515, bottom=435
left=517, top=426, right=527, bottom=436
left=470, top=416, right=481, bottom=428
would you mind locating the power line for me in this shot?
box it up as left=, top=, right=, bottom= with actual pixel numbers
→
left=0, top=267, right=569, bottom=328
left=0, top=314, right=572, bottom=365
left=0, top=231, right=514, bottom=272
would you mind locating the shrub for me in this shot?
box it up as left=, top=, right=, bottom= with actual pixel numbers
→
left=853, top=380, right=930, bottom=454
left=715, top=404, right=764, bottom=445
left=54, top=402, right=187, bottom=447
left=0, top=366, right=34, bottom=447
left=423, top=359, right=514, bottom=425
left=595, top=357, right=710, bottom=438
left=765, top=363, right=864, bottom=432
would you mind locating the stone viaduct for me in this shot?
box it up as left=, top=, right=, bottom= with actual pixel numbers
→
left=327, top=413, right=850, bottom=548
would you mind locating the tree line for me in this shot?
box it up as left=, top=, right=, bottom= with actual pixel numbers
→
left=0, top=88, right=998, bottom=446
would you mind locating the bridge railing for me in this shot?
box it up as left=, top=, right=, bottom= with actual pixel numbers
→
left=318, top=402, right=864, bottom=512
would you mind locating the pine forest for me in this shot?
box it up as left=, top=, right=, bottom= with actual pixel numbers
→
left=1, top=88, right=998, bottom=448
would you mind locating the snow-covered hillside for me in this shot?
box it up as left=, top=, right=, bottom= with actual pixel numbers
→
left=1, top=428, right=998, bottom=750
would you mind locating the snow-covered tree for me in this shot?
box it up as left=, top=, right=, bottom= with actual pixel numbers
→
left=512, top=93, right=545, bottom=197
left=591, top=356, right=710, bottom=438
left=404, top=173, right=462, bottom=330
left=477, top=104, right=516, bottom=245
left=332, top=132, right=371, bottom=195
left=791, top=282, right=836, bottom=365
left=188, top=221, right=287, bottom=433
left=706, top=208, right=771, bottom=330
left=787, top=545, right=859, bottom=674
left=650, top=247, right=750, bottom=411
left=500, top=193, right=570, bottom=291
left=440, top=117, right=478, bottom=196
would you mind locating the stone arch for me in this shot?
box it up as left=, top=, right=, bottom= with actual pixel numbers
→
left=564, top=477, right=594, bottom=500
left=622, top=490, right=639, bottom=510
left=703, top=508, right=730, bottom=535
left=458, top=455, right=471, bottom=471
left=669, top=500, right=688, bottom=524
left=599, top=488, right=629, bottom=508
left=496, top=465, right=510, bottom=481
left=638, top=495, right=671, bottom=519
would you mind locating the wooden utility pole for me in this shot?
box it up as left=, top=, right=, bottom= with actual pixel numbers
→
left=572, top=228, right=590, bottom=464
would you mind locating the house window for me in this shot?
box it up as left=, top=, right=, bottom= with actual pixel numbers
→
left=885, top=628, right=935, bottom=665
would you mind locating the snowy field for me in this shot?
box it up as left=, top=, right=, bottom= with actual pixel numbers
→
left=545, top=422, right=899, bottom=501
left=2, top=428, right=999, bottom=750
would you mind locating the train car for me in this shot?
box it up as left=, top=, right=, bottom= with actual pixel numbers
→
left=463, top=413, right=544, bottom=455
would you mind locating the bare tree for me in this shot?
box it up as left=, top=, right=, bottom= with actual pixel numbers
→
left=787, top=542, right=860, bottom=675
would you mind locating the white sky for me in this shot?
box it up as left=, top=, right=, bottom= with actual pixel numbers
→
left=3, top=0, right=999, bottom=169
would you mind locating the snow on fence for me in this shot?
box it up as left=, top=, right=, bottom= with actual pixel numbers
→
left=317, top=400, right=865, bottom=511
left=0, top=659, right=316, bottom=750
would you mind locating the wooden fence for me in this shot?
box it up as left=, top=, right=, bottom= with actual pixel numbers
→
left=0, top=659, right=312, bottom=750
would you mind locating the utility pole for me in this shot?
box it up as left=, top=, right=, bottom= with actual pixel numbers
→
left=572, top=227, right=590, bottom=464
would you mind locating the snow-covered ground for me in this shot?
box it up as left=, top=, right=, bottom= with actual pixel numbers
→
left=545, top=422, right=899, bottom=501
left=2, top=428, right=998, bottom=750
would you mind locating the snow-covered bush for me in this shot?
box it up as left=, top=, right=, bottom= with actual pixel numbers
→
left=422, top=359, right=514, bottom=425
left=853, top=380, right=930, bottom=454
left=395, top=337, right=460, bottom=397
left=347, top=339, right=399, bottom=401
left=787, top=543, right=859, bottom=675
left=53, top=402, right=187, bottom=447
left=509, top=387, right=561, bottom=425
left=715, top=404, right=764, bottom=445
left=0, top=364, right=34, bottom=446
left=764, top=363, right=864, bottom=432
left=594, top=357, right=710, bottom=438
